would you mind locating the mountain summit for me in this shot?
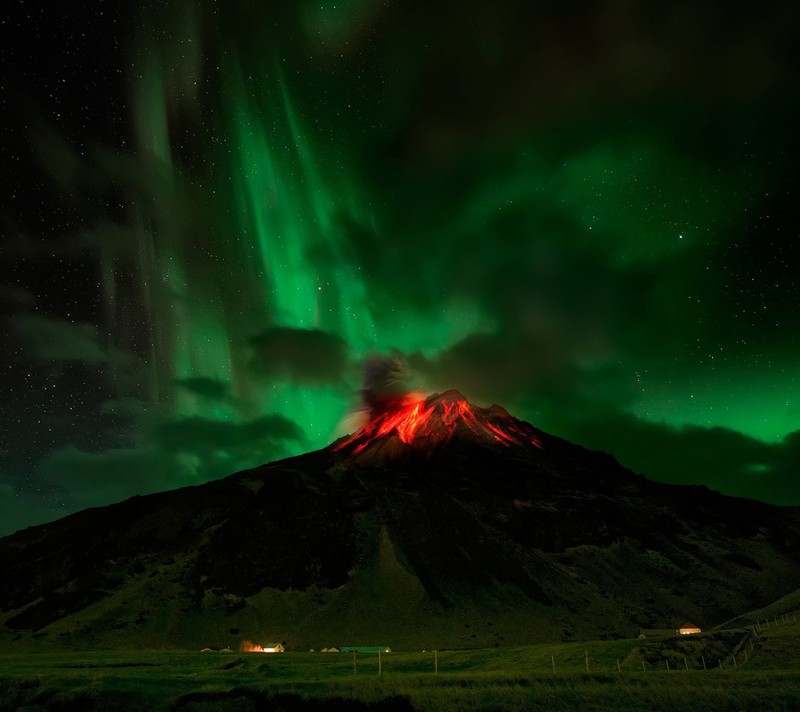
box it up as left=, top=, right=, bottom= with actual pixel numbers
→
left=2, top=394, right=800, bottom=651
left=334, top=390, right=542, bottom=458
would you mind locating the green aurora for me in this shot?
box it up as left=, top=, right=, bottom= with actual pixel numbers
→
left=1, top=0, right=799, bottom=532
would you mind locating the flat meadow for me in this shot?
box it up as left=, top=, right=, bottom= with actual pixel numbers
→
left=2, top=620, right=800, bottom=711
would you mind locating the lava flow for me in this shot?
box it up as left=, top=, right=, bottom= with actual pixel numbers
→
left=335, top=390, right=542, bottom=455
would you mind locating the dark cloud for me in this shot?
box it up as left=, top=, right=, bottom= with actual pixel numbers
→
left=99, top=397, right=151, bottom=418
left=12, top=315, right=107, bottom=364
left=39, top=447, right=183, bottom=510
left=174, top=377, right=232, bottom=402
left=557, top=410, right=800, bottom=505
left=410, top=332, right=578, bottom=406
left=354, top=0, right=798, bottom=170
left=249, top=327, right=349, bottom=385
left=34, top=413, right=306, bottom=517
left=153, top=414, right=304, bottom=455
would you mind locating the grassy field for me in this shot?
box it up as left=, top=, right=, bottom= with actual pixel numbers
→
left=1, top=622, right=799, bottom=711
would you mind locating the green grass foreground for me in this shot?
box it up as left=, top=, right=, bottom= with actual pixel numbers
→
left=2, top=622, right=800, bottom=711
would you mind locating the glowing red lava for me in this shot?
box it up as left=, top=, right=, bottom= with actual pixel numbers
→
left=335, top=392, right=542, bottom=454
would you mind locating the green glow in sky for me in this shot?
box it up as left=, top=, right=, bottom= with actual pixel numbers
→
left=633, top=369, right=799, bottom=444
left=125, top=40, right=491, bottom=454
left=114, top=3, right=798, bottom=475
left=5, top=0, right=798, bottom=530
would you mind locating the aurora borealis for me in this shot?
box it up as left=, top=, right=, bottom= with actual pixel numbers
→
left=1, top=1, right=799, bottom=534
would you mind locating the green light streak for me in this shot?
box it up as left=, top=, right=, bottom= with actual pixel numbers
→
left=126, top=44, right=398, bottom=457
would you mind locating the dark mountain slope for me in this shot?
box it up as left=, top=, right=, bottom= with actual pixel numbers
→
left=2, top=391, right=799, bottom=650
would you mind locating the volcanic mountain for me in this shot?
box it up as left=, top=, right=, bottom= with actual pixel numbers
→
left=2, top=390, right=800, bottom=651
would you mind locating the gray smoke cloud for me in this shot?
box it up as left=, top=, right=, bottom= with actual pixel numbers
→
left=360, top=352, right=412, bottom=418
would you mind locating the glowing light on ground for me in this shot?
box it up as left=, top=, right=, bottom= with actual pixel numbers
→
left=241, top=640, right=284, bottom=653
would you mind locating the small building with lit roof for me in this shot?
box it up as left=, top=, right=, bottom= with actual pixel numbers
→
left=677, top=622, right=701, bottom=635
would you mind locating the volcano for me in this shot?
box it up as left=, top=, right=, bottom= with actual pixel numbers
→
left=2, top=391, right=800, bottom=651
left=335, top=390, right=542, bottom=457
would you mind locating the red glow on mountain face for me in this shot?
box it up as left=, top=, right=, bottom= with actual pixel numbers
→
left=335, top=391, right=543, bottom=455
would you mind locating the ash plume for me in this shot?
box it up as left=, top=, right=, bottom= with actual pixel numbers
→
left=361, top=352, right=412, bottom=418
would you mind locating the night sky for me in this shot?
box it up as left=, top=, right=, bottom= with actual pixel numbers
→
left=2, top=1, right=799, bottom=535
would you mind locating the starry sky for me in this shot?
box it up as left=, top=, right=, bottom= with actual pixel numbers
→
left=1, top=1, right=799, bottom=535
